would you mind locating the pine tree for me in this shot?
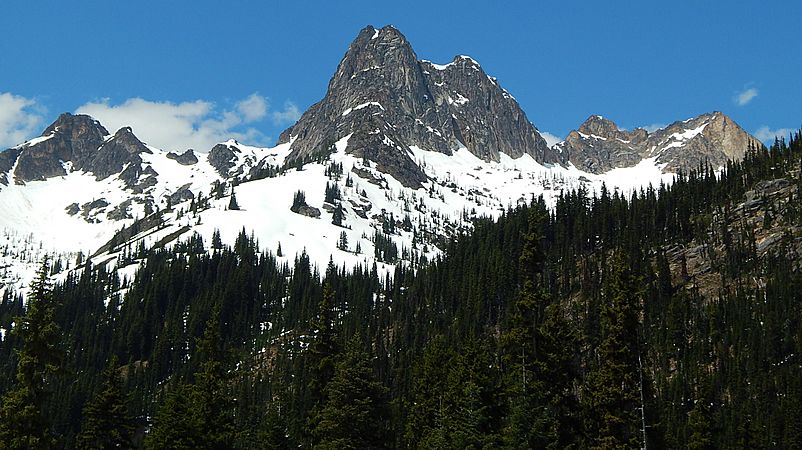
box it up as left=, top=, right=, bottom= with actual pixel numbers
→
left=146, top=384, right=200, bottom=450
left=228, top=187, right=240, bottom=210
left=75, top=356, right=136, bottom=449
left=332, top=203, right=344, bottom=227
left=312, top=334, right=389, bottom=449
left=0, top=258, right=63, bottom=450
left=501, top=206, right=578, bottom=449
left=190, top=309, right=236, bottom=448
left=583, top=252, right=644, bottom=450
left=306, top=280, right=338, bottom=445
left=146, top=309, right=235, bottom=449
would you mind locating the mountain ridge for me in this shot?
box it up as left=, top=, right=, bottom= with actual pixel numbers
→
left=0, top=24, right=763, bottom=294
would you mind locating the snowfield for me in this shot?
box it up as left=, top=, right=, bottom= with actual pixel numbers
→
left=0, top=128, right=678, bottom=297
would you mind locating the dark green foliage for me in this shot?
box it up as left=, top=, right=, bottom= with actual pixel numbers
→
left=332, top=202, right=344, bottom=227
left=291, top=190, right=307, bottom=211
left=582, top=253, right=644, bottom=449
left=324, top=182, right=341, bottom=203
left=0, top=129, right=800, bottom=448
left=228, top=187, right=240, bottom=210
left=76, top=356, right=135, bottom=449
left=146, top=310, right=235, bottom=449
left=312, top=334, right=390, bottom=449
left=0, top=258, right=63, bottom=450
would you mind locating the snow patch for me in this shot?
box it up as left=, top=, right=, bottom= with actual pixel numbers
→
left=342, top=102, right=384, bottom=117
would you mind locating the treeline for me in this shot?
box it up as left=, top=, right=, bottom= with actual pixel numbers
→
left=0, top=130, right=801, bottom=448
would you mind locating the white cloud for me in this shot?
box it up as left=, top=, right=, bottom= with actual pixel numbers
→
left=76, top=96, right=270, bottom=152
left=754, top=126, right=794, bottom=143
left=734, top=87, right=758, bottom=106
left=237, top=93, right=268, bottom=122
left=0, top=92, right=45, bottom=148
left=540, top=131, right=562, bottom=148
left=642, top=123, right=667, bottom=133
left=271, top=101, right=301, bottom=126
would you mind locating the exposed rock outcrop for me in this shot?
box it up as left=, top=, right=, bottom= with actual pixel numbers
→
left=278, top=25, right=555, bottom=188
left=560, top=112, right=759, bottom=174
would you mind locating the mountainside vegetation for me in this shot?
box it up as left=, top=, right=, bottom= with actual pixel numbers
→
left=1, top=130, right=801, bottom=448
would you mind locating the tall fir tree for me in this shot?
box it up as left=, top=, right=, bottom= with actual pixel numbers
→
left=312, top=333, right=389, bottom=449
left=306, top=277, right=338, bottom=446
left=75, top=355, right=136, bottom=449
left=0, top=258, right=64, bottom=450
left=500, top=206, right=578, bottom=449
left=146, top=308, right=235, bottom=449
left=583, top=252, right=646, bottom=450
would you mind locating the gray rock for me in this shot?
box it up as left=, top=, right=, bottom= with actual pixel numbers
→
left=13, top=113, right=109, bottom=183
left=754, top=178, right=791, bottom=195
left=208, top=143, right=239, bottom=177
left=167, top=149, right=199, bottom=165
left=8, top=113, right=156, bottom=189
left=560, top=112, right=759, bottom=174
left=169, top=184, right=195, bottom=205
left=292, top=205, right=321, bottom=219
left=107, top=199, right=133, bottom=220
left=90, top=127, right=152, bottom=186
left=0, top=148, right=20, bottom=186
left=277, top=25, right=555, bottom=188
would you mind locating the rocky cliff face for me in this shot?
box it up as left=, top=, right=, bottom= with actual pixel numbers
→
left=12, top=113, right=109, bottom=183
left=0, top=113, right=157, bottom=188
left=277, top=25, right=554, bottom=188
left=560, top=112, right=758, bottom=173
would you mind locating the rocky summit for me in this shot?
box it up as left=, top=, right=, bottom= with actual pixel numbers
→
left=559, top=111, right=758, bottom=174
left=0, top=24, right=765, bottom=296
left=277, top=25, right=555, bottom=188
left=2, top=113, right=155, bottom=188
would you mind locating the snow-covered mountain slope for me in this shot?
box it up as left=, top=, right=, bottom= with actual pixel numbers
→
left=0, top=112, right=675, bottom=296
left=0, top=24, right=759, bottom=296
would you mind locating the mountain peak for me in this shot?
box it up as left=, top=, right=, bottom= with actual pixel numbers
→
left=564, top=111, right=758, bottom=173
left=578, top=115, right=620, bottom=136
left=278, top=25, right=554, bottom=187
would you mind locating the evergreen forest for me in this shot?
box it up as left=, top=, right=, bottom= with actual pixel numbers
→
left=1, top=130, right=802, bottom=449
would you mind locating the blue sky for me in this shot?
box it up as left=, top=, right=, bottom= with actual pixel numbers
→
left=0, top=1, right=799, bottom=151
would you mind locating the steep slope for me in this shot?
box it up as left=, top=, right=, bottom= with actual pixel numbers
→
left=0, top=25, right=763, bottom=296
left=560, top=111, right=759, bottom=173
left=277, top=25, right=556, bottom=188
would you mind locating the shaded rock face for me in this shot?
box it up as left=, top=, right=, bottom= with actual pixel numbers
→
left=208, top=143, right=239, bottom=177
left=90, top=127, right=152, bottom=186
left=167, top=149, right=198, bottom=165
left=278, top=25, right=554, bottom=188
left=0, top=148, right=21, bottom=186
left=3, top=113, right=155, bottom=187
left=12, top=113, right=109, bottom=183
left=561, top=112, right=759, bottom=174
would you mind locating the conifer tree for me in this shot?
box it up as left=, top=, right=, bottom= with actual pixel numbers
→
left=75, top=356, right=136, bottom=449
left=583, top=252, right=645, bottom=450
left=500, top=206, right=578, bottom=449
left=312, top=333, right=389, bottom=449
left=306, top=279, right=338, bottom=446
left=228, top=188, right=240, bottom=210
left=146, top=309, right=234, bottom=449
left=0, top=258, right=63, bottom=450
left=146, top=384, right=200, bottom=449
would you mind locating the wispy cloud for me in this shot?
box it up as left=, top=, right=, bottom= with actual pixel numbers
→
left=0, top=92, right=45, bottom=148
left=236, top=93, right=268, bottom=122
left=734, top=87, right=758, bottom=106
left=540, top=131, right=562, bottom=148
left=76, top=95, right=274, bottom=152
left=754, top=126, right=794, bottom=143
left=642, top=123, right=666, bottom=133
left=271, top=101, right=301, bottom=126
